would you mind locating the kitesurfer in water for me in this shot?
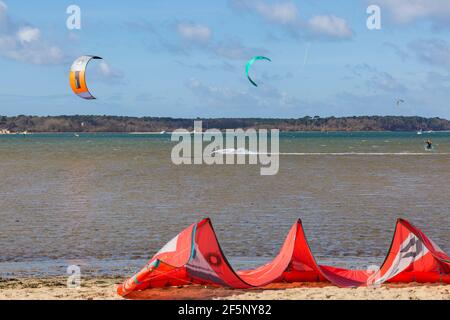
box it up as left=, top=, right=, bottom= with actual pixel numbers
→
left=425, top=139, right=433, bottom=150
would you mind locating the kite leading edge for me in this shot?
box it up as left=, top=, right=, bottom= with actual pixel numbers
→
left=246, top=56, right=271, bottom=87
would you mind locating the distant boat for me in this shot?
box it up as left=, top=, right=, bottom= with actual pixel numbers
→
left=160, top=131, right=166, bottom=134
left=417, top=129, right=423, bottom=135
left=74, top=133, right=80, bottom=137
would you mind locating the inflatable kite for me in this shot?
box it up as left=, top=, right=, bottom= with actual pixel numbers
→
left=69, top=55, right=102, bottom=100
left=246, top=56, right=271, bottom=87
left=118, top=218, right=449, bottom=296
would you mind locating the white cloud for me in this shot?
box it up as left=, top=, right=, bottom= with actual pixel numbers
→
left=252, top=1, right=299, bottom=24
left=383, top=42, right=410, bottom=61
left=176, top=22, right=212, bottom=43
left=347, top=63, right=407, bottom=93
left=374, top=0, right=450, bottom=25
left=230, top=0, right=353, bottom=40
left=130, top=19, right=263, bottom=61
left=98, top=61, right=123, bottom=78
left=231, top=0, right=299, bottom=24
left=212, top=39, right=266, bottom=60
left=0, top=1, right=9, bottom=31
left=307, top=15, right=353, bottom=39
left=17, top=26, right=40, bottom=43
left=0, top=34, right=64, bottom=64
left=186, top=77, right=298, bottom=110
left=186, top=77, right=252, bottom=107
left=409, top=39, right=450, bottom=69
left=91, top=61, right=125, bottom=84
left=0, top=2, right=66, bottom=65
left=0, top=0, right=6, bottom=16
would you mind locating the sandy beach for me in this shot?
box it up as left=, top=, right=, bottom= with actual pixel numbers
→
left=1, top=278, right=448, bottom=300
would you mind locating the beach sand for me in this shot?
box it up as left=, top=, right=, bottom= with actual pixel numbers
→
left=0, top=278, right=449, bottom=300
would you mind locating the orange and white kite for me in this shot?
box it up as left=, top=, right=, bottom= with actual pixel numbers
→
left=69, top=55, right=102, bottom=100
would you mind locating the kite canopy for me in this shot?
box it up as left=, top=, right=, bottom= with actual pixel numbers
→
left=69, top=55, right=102, bottom=100
left=245, top=56, right=271, bottom=87
left=396, top=99, right=405, bottom=106
left=118, top=218, right=449, bottom=296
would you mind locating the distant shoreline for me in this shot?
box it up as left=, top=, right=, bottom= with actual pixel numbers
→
left=1, top=130, right=450, bottom=134
left=1, top=115, right=450, bottom=133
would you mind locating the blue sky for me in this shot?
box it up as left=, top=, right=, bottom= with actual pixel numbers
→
left=0, top=0, right=449, bottom=118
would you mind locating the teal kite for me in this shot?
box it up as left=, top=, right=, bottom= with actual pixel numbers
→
left=245, top=56, right=271, bottom=87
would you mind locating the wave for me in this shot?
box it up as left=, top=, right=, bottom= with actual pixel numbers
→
left=277, top=152, right=450, bottom=156
left=211, top=148, right=259, bottom=155
left=212, top=150, right=450, bottom=156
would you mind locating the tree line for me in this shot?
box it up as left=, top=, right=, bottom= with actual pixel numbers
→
left=1, top=115, right=449, bottom=132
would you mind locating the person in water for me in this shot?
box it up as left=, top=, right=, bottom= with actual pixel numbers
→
left=425, top=139, right=433, bottom=150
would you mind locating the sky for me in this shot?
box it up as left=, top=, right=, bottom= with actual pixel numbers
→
left=0, top=0, right=449, bottom=118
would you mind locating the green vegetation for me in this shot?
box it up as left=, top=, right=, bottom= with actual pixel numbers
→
left=0, top=115, right=449, bottom=132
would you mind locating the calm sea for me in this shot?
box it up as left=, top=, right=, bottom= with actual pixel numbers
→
left=0, top=132, right=449, bottom=278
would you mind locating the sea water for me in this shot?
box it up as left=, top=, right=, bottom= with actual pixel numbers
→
left=0, top=132, right=449, bottom=277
